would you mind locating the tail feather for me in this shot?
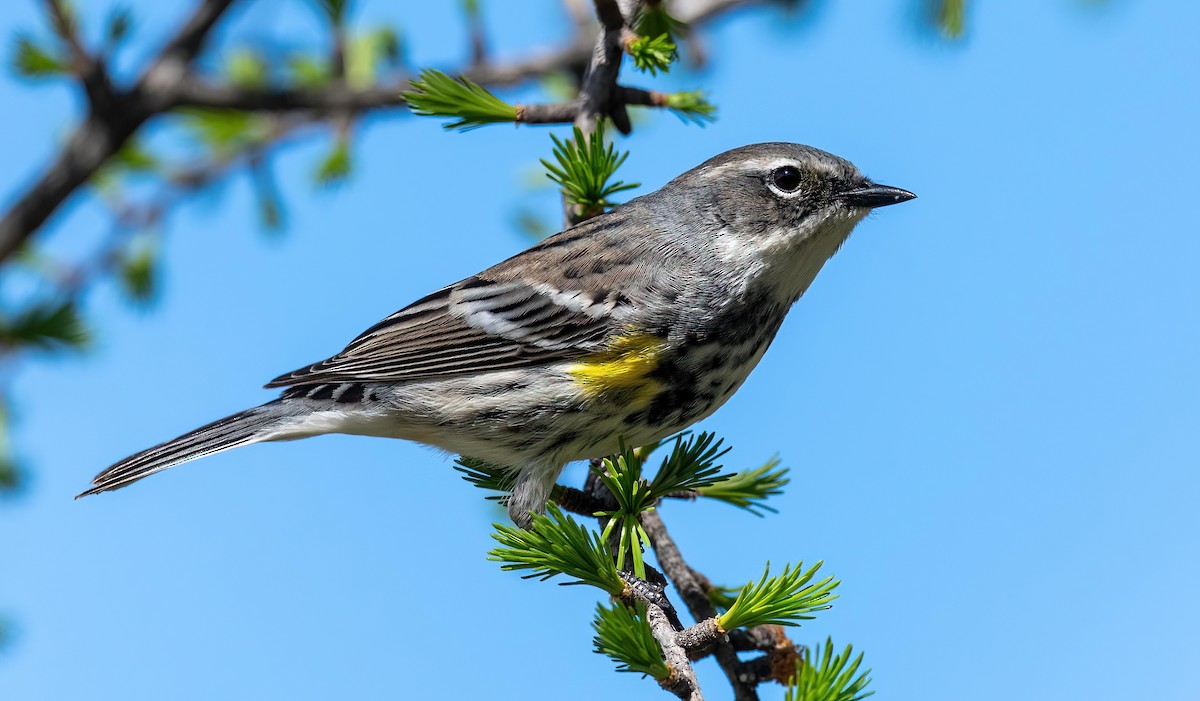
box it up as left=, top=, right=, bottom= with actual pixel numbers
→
left=77, top=403, right=287, bottom=498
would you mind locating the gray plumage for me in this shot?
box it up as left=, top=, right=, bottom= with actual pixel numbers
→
left=79, top=143, right=914, bottom=525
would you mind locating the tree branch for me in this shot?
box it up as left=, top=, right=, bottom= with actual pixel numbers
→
left=641, top=509, right=761, bottom=701
left=646, top=602, right=705, bottom=700
left=174, top=78, right=410, bottom=112
left=0, top=0, right=240, bottom=263
left=1, top=0, right=767, bottom=265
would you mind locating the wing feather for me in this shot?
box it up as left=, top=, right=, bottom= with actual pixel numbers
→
left=265, top=275, right=621, bottom=388
left=265, top=207, right=656, bottom=389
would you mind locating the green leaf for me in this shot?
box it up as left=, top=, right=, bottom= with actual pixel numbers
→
left=592, top=603, right=670, bottom=680
left=288, top=54, right=331, bottom=88
left=403, top=68, right=518, bottom=130
left=314, top=0, right=350, bottom=25
left=594, top=442, right=649, bottom=515
left=718, top=561, right=839, bottom=631
left=0, top=302, right=90, bottom=352
left=785, top=639, right=874, bottom=701
left=105, top=6, right=134, bottom=47
left=488, top=504, right=625, bottom=594
left=705, top=584, right=741, bottom=614
left=647, top=432, right=730, bottom=498
left=110, top=138, right=158, bottom=173
left=0, top=401, right=21, bottom=496
left=627, top=33, right=677, bottom=76
left=541, top=123, right=639, bottom=217
left=226, top=48, right=269, bottom=88
left=634, top=4, right=686, bottom=41
left=313, top=141, right=352, bottom=187
left=93, top=138, right=159, bottom=187
left=696, top=457, right=789, bottom=515
left=663, top=90, right=717, bottom=125
left=590, top=445, right=656, bottom=576
left=0, top=455, right=19, bottom=494
left=511, top=208, right=553, bottom=241
left=346, top=26, right=402, bottom=88
left=936, top=0, right=966, bottom=39
left=538, top=71, right=577, bottom=102
left=12, top=34, right=66, bottom=78
left=176, top=107, right=270, bottom=152
left=454, top=456, right=516, bottom=502
left=118, top=242, right=157, bottom=304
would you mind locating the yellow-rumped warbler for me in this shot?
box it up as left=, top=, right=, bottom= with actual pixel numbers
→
left=78, top=143, right=914, bottom=524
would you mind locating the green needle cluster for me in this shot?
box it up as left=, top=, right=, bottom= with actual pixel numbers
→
left=453, top=457, right=517, bottom=501
left=695, top=457, right=790, bottom=515
left=403, top=68, right=518, bottom=131
left=785, top=639, right=874, bottom=701
left=541, top=124, right=639, bottom=217
left=489, top=504, right=625, bottom=595
left=591, top=603, right=671, bottom=680
left=718, top=561, right=839, bottom=631
left=664, top=90, right=718, bottom=125
left=627, top=33, right=678, bottom=75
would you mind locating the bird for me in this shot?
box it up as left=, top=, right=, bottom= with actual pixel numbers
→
left=78, top=142, right=915, bottom=526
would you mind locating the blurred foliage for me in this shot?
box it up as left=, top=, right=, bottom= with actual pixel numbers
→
left=12, top=34, right=66, bottom=78
left=313, top=141, right=353, bottom=188
left=635, top=4, right=687, bottom=41
left=933, top=0, right=967, bottom=39
left=662, top=89, right=716, bottom=125
left=117, top=238, right=157, bottom=304
left=0, top=302, right=90, bottom=353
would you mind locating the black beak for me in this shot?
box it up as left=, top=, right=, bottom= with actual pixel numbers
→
left=839, top=184, right=916, bottom=208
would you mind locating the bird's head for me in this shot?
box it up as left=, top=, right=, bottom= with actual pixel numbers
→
left=660, top=142, right=915, bottom=258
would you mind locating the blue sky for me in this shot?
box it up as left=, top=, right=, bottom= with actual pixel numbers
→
left=3, top=1, right=1199, bottom=699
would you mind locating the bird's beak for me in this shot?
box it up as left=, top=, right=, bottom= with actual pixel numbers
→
left=838, top=184, right=916, bottom=208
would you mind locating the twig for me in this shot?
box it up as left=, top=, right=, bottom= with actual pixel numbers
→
left=641, top=509, right=761, bottom=701
left=646, top=602, right=705, bottom=700
left=0, top=0, right=239, bottom=263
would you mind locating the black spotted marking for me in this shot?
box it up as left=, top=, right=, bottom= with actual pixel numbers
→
left=550, top=430, right=581, bottom=453
left=533, top=214, right=627, bottom=251
left=307, top=384, right=335, bottom=401
left=490, top=377, right=531, bottom=395
left=473, top=407, right=510, bottom=423
left=611, top=292, right=634, bottom=308
left=457, top=275, right=493, bottom=291
left=335, top=384, right=366, bottom=404
left=623, top=409, right=648, bottom=426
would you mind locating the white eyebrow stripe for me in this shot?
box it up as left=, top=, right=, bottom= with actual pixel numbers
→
left=701, top=157, right=823, bottom=180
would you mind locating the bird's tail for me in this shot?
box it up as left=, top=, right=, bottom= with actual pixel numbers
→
left=77, top=402, right=293, bottom=498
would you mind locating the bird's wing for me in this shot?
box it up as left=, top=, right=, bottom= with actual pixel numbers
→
left=266, top=205, right=666, bottom=388
left=265, top=273, right=625, bottom=388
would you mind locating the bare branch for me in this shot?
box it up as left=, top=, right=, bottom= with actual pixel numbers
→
left=40, top=0, right=117, bottom=112
left=646, top=602, right=705, bottom=700
left=153, top=0, right=238, bottom=68
left=174, top=78, right=409, bottom=113
left=641, top=509, right=761, bottom=701
left=516, top=101, right=583, bottom=124
left=0, top=0, right=240, bottom=263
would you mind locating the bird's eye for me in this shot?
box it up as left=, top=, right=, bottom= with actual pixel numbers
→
left=771, top=166, right=803, bottom=193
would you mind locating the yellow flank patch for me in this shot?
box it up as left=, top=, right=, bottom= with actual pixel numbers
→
left=569, top=333, right=666, bottom=408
